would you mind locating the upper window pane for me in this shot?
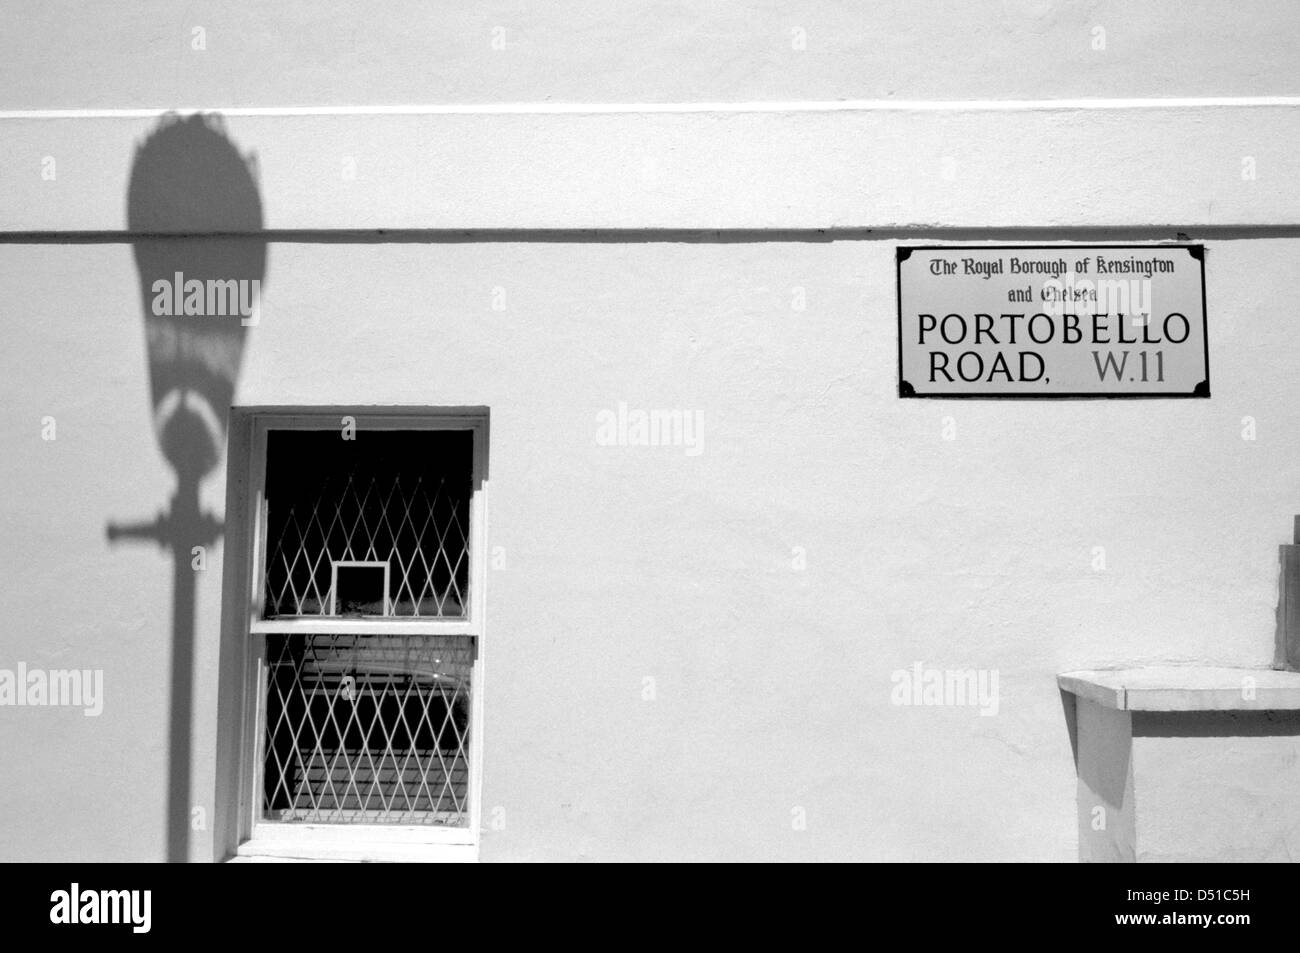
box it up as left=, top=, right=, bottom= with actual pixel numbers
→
left=262, top=429, right=473, bottom=618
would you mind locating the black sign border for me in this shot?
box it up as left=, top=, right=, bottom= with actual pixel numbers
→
left=896, top=244, right=1210, bottom=399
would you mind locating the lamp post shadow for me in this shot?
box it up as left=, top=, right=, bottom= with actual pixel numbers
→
left=106, top=113, right=266, bottom=862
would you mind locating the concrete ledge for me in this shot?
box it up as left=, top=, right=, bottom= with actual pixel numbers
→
left=1059, top=666, right=1300, bottom=712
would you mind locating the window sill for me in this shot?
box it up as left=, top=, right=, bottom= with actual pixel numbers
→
left=231, top=840, right=478, bottom=863
left=1058, top=665, right=1300, bottom=712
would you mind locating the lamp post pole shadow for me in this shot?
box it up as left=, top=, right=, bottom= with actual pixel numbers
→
left=105, top=111, right=265, bottom=863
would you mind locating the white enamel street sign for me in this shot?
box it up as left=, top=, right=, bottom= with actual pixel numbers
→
left=896, top=245, right=1209, bottom=398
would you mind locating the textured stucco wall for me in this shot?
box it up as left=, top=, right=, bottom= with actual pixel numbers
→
left=3, top=0, right=1299, bottom=108
left=4, top=2, right=1300, bottom=862
left=2, top=236, right=1298, bottom=860
left=1132, top=712, right=1300, bottom=862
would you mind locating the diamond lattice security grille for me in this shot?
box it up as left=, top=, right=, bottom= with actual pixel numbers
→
left=262, top=431, right=472, bottom=618
left=263, top=633, right=473, bottom=826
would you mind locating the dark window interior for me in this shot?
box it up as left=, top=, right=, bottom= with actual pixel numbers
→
left=262, top=429, right=473, bottom=618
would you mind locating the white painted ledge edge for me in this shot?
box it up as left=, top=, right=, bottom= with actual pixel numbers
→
left=2, top=100, right=1299, bottom=232
left=1058, top=666, right=1300, bottom=712
left=231, top=841, right=477, bottom=863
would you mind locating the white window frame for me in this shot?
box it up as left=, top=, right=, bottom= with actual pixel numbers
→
left=234, top=411, right=488, bottom=862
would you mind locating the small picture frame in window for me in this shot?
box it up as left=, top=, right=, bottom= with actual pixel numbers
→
left=330, top=560, right=391, bottom=617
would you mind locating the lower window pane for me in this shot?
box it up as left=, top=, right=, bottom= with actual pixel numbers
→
left=263, top=633, right=473, bottom=826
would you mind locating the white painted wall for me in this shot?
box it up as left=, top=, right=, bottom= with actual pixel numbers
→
left=7, top=104, right=1300, bottom=232
left=2, top=234, right=1297, bottom=861
left=3, top=4, right=1300, bottom=862
left=1134, top=714, right=1300, bottom=862
left=4, top=1, right=1299, bottom=108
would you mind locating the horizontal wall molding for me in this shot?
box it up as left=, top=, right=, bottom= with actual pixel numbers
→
left=2, top=101, right=1298, bottom=232
left=6, top=96, right=1300, bottom=118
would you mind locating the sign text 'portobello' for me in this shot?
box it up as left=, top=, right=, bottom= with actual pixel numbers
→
left=896, top=245, right=1209, bottom=398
